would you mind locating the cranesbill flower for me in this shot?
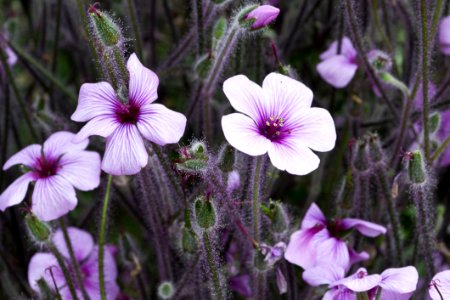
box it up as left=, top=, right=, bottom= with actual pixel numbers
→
left=429, top=270, right=450, bottom=299
left=439, top=16, right=450, bottom=55
left=0, top=132, right=101, bottom=221
left=71, top=53, right=187, bottom=176
left=284, top=203, right=386, bottom=270
left=221, top=73, right=336, bottom=176
left=28, top=227, right=119, bottom=299
left=317, top=37, right=358, bottom=88
left=244, top=5, right=280, bottom=30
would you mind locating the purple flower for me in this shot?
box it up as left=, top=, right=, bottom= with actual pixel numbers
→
left=28, top=227, right=119, bottom=299
left=245, top=5, right=280, bottom=30
left=71, top=53, right=187, bottom=176
left=372, top=266, right=418, bottom=300
left=221, top=73, right=336, bottom=175
left=429, top=270, right=450, bottom=299
left=0, top=132, right=101, bottom=221
left=5, top=47, right=17, bottom=66
left=260, top=241, right=286, bottom=266
left=226, top=170, right=241, bottom=193
left=439, top=16, right=450, bottom=55
left=284, top=203, right=386, bottom=270
left=229, top=274, right=252, bottom=298
left=317, top=37, right=358, bottom=88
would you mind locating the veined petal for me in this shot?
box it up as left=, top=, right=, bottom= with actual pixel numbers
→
left=429, top=270, right=450, bottom=300
left=102, top=124, right=148, bottom=175
left=0, top=172, right=35, bottom=211
left=316, top=238, right=350, bottom=270
left=288, top=107, right=336, bottom=152
left=28, top=253, right=64, bottom=293
left=52, top=227, right=94, bottom=261
left=267, top=139, right=320, bottom=175
left=379, top=289, right=414, bottom=300
left=320, top=36, right=356, bottom=60
left=340, top=218, right=387, bottom=237
left=3, top=144, right=41, bottom=170
left=379, top=266, right=418, bottom=295
left=221, top=113, right=270, bottom=156
left=44, top=131, right=88, bottom=156
left=262, top=72, right=313, bottom=118
left=317, top=55, right=358, bottom=88
left=137, top=103, right=186, bottom=145
left=32, top=176, right=77, bottom=221
left=301, top=202, right=327, bottom=228
left=223, top=75, right=268, bottom=121
left=302, top=264, right=345, bottom=286
left=334, top=268, right=381, bottom=292
left=72, top=115, right=120, bottom=143
left=127, top=53, right=159, bottom=106
left=58, top=151, right=101, bottom=191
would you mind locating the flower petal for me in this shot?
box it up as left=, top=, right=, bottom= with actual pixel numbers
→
left=72, top=115, right=120, bottom=144
left=379, top=266, right=418, bottom=296
left=340, top=218, right=387, bottom=237
left=223, top=74, right=268, bottom=121
left=44, top=131, right=88, bottom=156
left=262, top=72, right=313, bottom=118
left=302, top=264, right=346, bottom=286
left=58, top=150, right=101, bottom=191
left=137, top=103, right=186, bottom=145
left=221, top=113, right=270, bottom=156
left=429, top=270, right=450, bottom=300
left=0, top=172, right=35, bottom=211
left=348, top=248, right=370, bottom=265
left=28, top=252, right=64, bottom=293
left=317, top=55, right=358, bottom=88
left=301, top=202, right=327, bottom=228
left=71, top=82, right=118, bottom=122
left=267, top=139, right=320, bottom=175
left=320, top=36, right=356, bottom=60
left=334, top=268, right=382, bottom=292
left=288, top=107, right=336, bottom=152
left=128, top=53, right=159, bottom=106
left=439, top=17, right=450, bottom=54
left=316, top=238, right=350, bottom=270
left=102, top=124, right=148, bottom=175
left=32, top=176, right=77, bottom=221
left=3, top=144, right=41, bottom=170
left=52, top=227, right=94, bottom=261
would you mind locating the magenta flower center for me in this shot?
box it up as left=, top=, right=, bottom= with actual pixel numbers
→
left=35, top=156, right=60, bottom=178
left=357, top=270, right=368, bottom=278
left=260, top=115, right=290, bottom=141
left=115, top=103, right=141, bottom=124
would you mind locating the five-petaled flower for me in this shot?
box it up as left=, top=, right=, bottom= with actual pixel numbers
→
left=221, top=73, right=336, bottom=176
left=284, top=203, right=386, bottom=271
left=71, top=53, right=187, bottom=176
left=28, top=227, right=119, bottom=299
left=0, top=132, right=101, bottom=221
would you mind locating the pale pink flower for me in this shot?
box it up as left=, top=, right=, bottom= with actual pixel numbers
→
left=28, top=227, right=119, bottom=299
left=284, top=203, right=386, bottom=271
left=221, top=73, right=336, bottom=176
left=317, top=37, right=358, bottom=88
left=0, top=132, right=101, bottom=221
left=71, top=53, right=187, bottom=175
left=429, top=270, right=450, bottom=299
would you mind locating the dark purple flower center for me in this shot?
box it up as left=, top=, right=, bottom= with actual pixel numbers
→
left=35, top=156, right=60, bottom=178
left=115, top=103, right=141, bottom=124
left=260, top=115, right=291, bottom=141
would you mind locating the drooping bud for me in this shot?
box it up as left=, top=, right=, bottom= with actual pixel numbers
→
left=408, top=150, right=427, bottom=184
left=89, top=7, right=123, bottom=48
left=217, top=143, right=235, bottom=172
left=194, top=196, right=216, bottom=230
left=242, top=5, right=280, bottom=30
left=25, top=213, right=51, bottom=242
left=260, top=200, right=288, bottom=233
left=158, top=281, right=175, bottom=299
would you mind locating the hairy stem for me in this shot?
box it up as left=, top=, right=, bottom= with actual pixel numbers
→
left=99, top=174, right=113, bottom=300
left=127, top=0, right=143, bottom=59
left=420, top=0, right=430, bottom=161
left=203, top=231, right=223, bottom=300
left=48, top=242, right=79, bottom=300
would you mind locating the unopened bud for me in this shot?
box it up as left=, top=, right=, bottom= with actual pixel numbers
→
left=241, top=5, right=280, bottom=30
left=175, top=141, right=209, bottom=174
left=194, top=196, right=216, bottom=230
left=408, top=150, right=427, bottom=184
left=353, top=139, right=370, bottom=172
left=89, top=8, right=122, bottom=47
left=367, top=133, right=384, bottom=164
left=194, top=54, right=212, bottom=79
left=367, top=50, right=392, bottom=73
left=158, top=281, right=175, bottom=299
left=430, top=113, right=441, bottom=134
left=218, top=144, right=235, bottom=172
left=261, top=200, right=288, bottom=233
left=25, top=213, right=51, bottom=242
left=212, top=17, right=228, bottom=52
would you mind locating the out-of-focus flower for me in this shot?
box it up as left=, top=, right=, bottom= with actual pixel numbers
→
left=71, top=53, right=187, bottom=176
left=0, top=132, right=101, bottom=221
left=317, top=37, right=358, bottom=88
left=276, top=267, right=287, bottom=294
left=244, top=5, right=280, bottom=30
left=439, top=16, right=450, bottom=55
left=260, top=241, right=286, bottom=266
left=28, top=227, right=119, bottom=299
left=429, top=270, right=450, bottom=299
left=221, top=73, right=336, bottom=175
left=284, top=203, right=386, bottom=270
left=226, top=170, right=240, bottom=193
left=229, top=274, right=252, bottom=298
left=5, top=47, right=17, bottom=66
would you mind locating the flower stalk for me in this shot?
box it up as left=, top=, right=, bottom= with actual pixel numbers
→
left=99, top=174, right=113, bottom=300
left=48, top=242, right=79, bottom=300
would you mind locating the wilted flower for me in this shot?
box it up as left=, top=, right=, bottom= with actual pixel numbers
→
left=221, top=73, right=336, bottom=175
left=317, top=37, right=358, bottom=88
left=28, top=227, right=119, bottom=299
left=284, top=203, right=386, bottom=270
left=439, top=16, right=450, bottom=55
left=244, top=5, right=280, bottom=30
left=0, top=132, right=101, bottom=221
left=71, top=53, right=187, bottom=175
left=429, top=270, right=450, bottom=299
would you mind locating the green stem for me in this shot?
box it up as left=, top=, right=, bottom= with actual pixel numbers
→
left=151, top=145, right=184, bottom=198
left=420, top=0, right=430, bottom=161
left=252, top=156, right=263, bottom=242
left=431, top=0, right=445, bottom=41
left=371, top=0, right=393, bottom=52
left=59, top=219, right=90, bottom=300
left=48, top=242, right=79, bottom=300
left=375, top=287, right=382, bottom=300
left=203, top=231, right=223, bottom=300
left=127, top=0, right=143, bottom=59
left=99, top=174, right=113, bottom=300
left=0, top=47, right=39, bottom=142
left=431, top=135, right=450, bottom=162
left=196, top=0, right=204, bottom=54
left=103, top=53, right=118, bottom=91
left=113, top=47, right=129, bottom=84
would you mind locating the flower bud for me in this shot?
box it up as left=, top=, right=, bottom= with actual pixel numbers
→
left=25, top=213, right=51, bottom=242
left=430, top=113, right=440, bottom=134
left=212, top=17, right=228, bottom=53
left=260, top=200, right=288, bottom=233
left=194, top=54, right=212, bottom=79
left=181, top=208, right=198, bottom=253
left=217, top=143, right=235, bottom=172
left=352, top=139, right=370, bottom=172
left=243, top=5, right=280, bottom=30
left=89, top=8, right=123, bottom=47
left=367, top=133, right=384, bottom=164
left=408, top=150, right=427, bottom=184
left=175, top=141, right=209, bottom=174
left=158, top=281, right=175, bottom=299
left=194, top=196, right=217, bottom=230
left=367, top=49, right=392, bottom=73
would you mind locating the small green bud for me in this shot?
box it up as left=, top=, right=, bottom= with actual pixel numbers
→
left=217, top=144, right=235, bottom=172
left=182, top=226, right=198, bottom=254
left=175, top=141, right=209, bottom=174
left=408, top=150, right=426, bottom=184
left=158, top=281, right=175, bottom=299
left=212, top=17, right=228, bottom=52
left=261, top=200, right=288, bottom=233
left=194, top=196, right=216, bottom=230
left=194, top=54, right=212, bottom=79
left=367, top=50, right=392, bottom=73
left=176, top=159, right=208, bottom=174
left=430, top=113, right=441, bottom=134
left=25, top=213, right=51, bottom=242
left=89, top=8, right=122, bottom=47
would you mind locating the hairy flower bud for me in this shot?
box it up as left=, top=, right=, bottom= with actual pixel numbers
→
left=89, top=7, right=123, bottom=48
left=194, top=196, right=216, bottom=230
left=429, top=113, right=440, bottom=134
left=158, top=281, right=175, bottom=299
left=367, top=49, right=392, bottom=73
left=352, top=139, right=370, bottom=172
left=408, top=150, right=427, bottom=184
left=217, top=143, right=235, bottom=172
left=242, top=5, right=280, bottom=30
left=25, top=213, right=51, bottom=242
left=212, top=17, right=228, bottom=53
left=367, top=133, right=384, bottom=164
left=176, top=141, right=209, bottom=174
left=194, top=54, right=212, bottom=79
left=261, top=200, right=288, bottom=233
